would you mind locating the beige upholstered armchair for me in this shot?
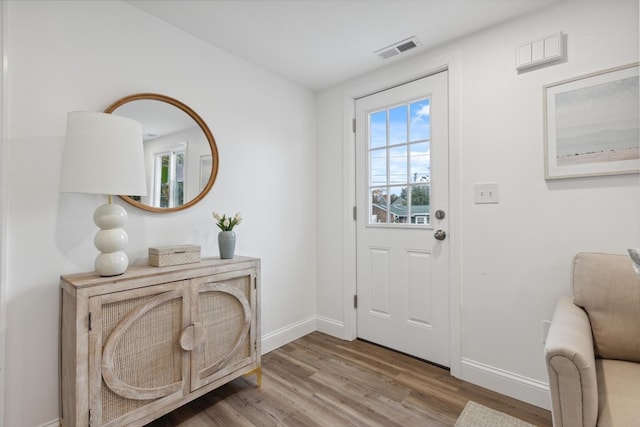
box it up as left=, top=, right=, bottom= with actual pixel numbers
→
left=544, top=252, right=640, bottom=427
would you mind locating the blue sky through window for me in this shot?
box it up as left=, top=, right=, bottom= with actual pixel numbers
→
left=369, top=97, right=431, bottom=187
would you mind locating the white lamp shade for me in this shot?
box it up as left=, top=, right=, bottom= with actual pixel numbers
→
left=60, top=111, right=147, bottom=196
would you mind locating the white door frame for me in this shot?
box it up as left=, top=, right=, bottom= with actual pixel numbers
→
left=340, top=53, right=462, bottom=377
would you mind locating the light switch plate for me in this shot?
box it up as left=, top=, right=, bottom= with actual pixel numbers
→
left=475, top=183, right=499, bottom=204
left=516, top=32, right=564, bottom=70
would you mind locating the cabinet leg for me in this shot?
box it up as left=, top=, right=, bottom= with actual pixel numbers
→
left=245, top=366, right=262, bottom=387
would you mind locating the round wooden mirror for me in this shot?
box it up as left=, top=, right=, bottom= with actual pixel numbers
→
left=105, top=93, right=219, bottom=212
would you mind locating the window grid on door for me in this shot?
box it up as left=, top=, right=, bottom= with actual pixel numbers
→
left=368, top=97, right=431, bottom=226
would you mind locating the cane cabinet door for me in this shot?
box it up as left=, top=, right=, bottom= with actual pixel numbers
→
left=88, top=281, right=190, bottom=426
left=189, top=269, right=257, bottom=391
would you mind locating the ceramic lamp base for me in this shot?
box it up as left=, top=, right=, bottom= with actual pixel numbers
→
left=93, top=202, right=129, bottom=276
left=95, top=251, right=129, bottom=276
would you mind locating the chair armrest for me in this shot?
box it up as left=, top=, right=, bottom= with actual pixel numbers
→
left=544, top=296, right=598, bottom=427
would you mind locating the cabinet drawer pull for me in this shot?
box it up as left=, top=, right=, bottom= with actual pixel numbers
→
left=180, top=322, right=203, bottom=351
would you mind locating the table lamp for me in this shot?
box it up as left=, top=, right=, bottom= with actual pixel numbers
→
left=60, top=111, right=147, bottom=276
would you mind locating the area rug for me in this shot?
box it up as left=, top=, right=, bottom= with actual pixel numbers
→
left=455, top=401, right=536, bottom=427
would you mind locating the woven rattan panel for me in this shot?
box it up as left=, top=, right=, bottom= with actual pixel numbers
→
left=101, top=295, right=183, bottom=423
left=197, top=277, right=250, bottom=376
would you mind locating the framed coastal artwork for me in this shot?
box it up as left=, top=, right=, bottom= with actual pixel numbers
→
left=544, top=63, right=639, bottom=179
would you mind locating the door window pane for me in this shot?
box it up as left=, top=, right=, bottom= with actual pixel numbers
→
left=370, top=148, right=387, bottom=185
left=389, top=105, right=408, bottom=145
left=389, top=145, right=407, bottom=184
left=370, top=110, right=387, bottom=149
left=409, top=184, right=430, bottom=224
left=370, top=187, right=387, bottom=224
left=388, top=186, right=405, bottom=224
left=368, top=97, right=431, bottom=226
left=410, top=99, right=430, bottom=141
left=410, top=142, right=430, bottom=183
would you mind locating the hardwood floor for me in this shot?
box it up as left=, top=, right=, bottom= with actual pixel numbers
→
left=147, top=332, right=552, bottom=426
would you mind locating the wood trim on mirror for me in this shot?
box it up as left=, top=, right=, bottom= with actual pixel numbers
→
left=104, top=93, right=219, bottom=213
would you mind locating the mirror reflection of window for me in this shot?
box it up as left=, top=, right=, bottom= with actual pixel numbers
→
left=105, top=93, right=219, bottom=212
left=154, top=148, right=185, bottom=208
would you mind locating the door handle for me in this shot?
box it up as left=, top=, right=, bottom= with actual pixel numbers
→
left=434, top=230, right=447, bottom=241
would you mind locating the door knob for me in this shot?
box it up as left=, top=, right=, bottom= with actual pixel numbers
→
left=434, top=230, right=447, bottom=241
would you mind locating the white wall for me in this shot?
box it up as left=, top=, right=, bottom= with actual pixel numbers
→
left=2, top=1, right=316, bottom=426
left=316, top=0, right=640, bottom=409
left=2, top=1, right=638, bottom=425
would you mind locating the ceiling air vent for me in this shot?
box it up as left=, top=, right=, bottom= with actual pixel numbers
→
left=375, top=36, right=422, bottom=60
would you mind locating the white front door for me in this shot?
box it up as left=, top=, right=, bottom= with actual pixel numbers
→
left=355, top=71, right=450, bottom=366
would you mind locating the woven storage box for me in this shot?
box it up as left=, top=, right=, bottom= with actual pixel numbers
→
left=149, top=244, right=201, bottom=267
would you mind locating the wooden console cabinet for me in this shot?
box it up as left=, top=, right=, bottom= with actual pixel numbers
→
left=60, top=257, right=260, bottom=427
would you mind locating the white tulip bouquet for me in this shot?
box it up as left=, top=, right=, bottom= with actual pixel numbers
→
left=212, top=211, right=242, bottom=231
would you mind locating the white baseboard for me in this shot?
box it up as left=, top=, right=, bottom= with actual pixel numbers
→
left=315, top=315, right=346, bottom=338
left=37, top=419, right=59, bottom=427
left=460, top=357, right=551, bottom=410
left=260, top=315, right=316, bottom=354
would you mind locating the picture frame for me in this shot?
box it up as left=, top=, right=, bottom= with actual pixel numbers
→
left=544, top=63, right=639, bottom=179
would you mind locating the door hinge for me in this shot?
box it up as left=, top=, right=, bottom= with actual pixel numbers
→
left=88, top=312, right=92, bottom=331
left=352, top=118, right=356, bottom=133
left=353, top=206, right=357, bottom=221
left=88, top=408, right=92, bottom=426
left=254, top=340, right=258, bottom=351
left=353, top=294, right=358, bottom=309
left=254, top=277, right=257, bottom=289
